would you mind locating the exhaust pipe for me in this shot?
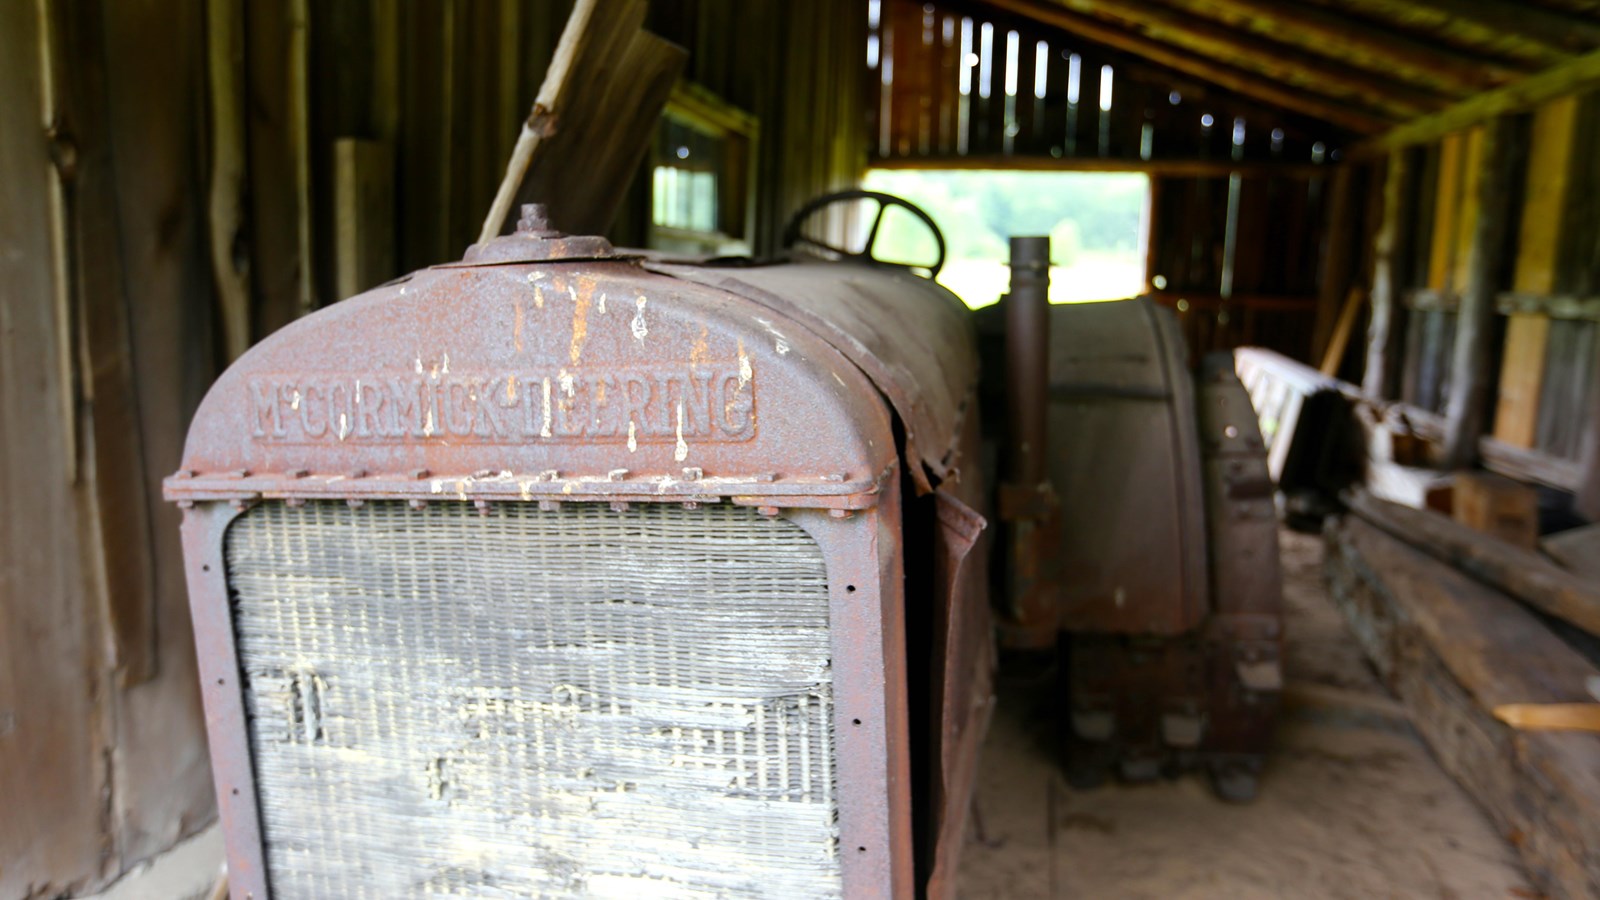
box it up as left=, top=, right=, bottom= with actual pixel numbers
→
left=999, top=236, right=1059, bottom=649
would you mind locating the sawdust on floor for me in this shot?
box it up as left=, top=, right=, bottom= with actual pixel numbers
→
left=956, top=528, right=1533, bottom=900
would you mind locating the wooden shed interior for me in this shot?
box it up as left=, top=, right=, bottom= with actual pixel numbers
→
left=4, top=0, right=1600, bottom=896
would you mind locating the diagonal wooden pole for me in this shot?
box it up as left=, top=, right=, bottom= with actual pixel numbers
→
left=477, top=0, right=603, bottom=244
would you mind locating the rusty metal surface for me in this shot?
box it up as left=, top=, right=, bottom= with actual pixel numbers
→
left=1047, top=297, right=1208, bottom=635
left=163, top=216, right=1005, bottom=897
left=1194, top=354, right=1285, bottom=797
left=644, top=259, right=980, bottom=496
left=166, top=259, right=898, bottom=509
left=996, top=237, right=1061, bottom=649
left=1062, top=352, right=1284, bottom=799
left=457, top=203, right=623, bottom=265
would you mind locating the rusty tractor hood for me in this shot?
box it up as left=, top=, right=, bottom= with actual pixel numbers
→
left=164, top=252, right=914, bottom=510
left=647, top=258, right=980, bottom=495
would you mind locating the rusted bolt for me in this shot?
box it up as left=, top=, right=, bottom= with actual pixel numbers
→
left=409, top=499, right=428, bottom=510
left=824, top=472, right=846, bottom=483
left=681, top=467, right=704, bottom=481
left=227, top=469, right=251, bottom=479
left=538, top=499, right=560, bottom=512
left=473, top=469, right=495, bottom=478
left=346, top=498, right=365, bottom=509
left=284, top=497, right=306, bottom=508
left=757, top=506, right=781, bottom=517
left=410, top=468, right=431, bottom=480
left=474, top=499, right=492, bottom=515
left=287, top=468, right=309, bottom=479
left=348, top=469, right=368, bottom=479
left=829, top=508, right=853, bottom=519
left=173, top=469, right=195, bottom=480
left=176, top=499, right=195, bottom=510
left=682, top=501, right=700, bottom=510
left=607, top=468, right=629, bottom=482
left=609, top=500, right=630, bottom=513
left=753, top=472, right=778, bottom=483
left=540, top=469, right=560, bottom=482
left=517, top=203, right=551, bottom=233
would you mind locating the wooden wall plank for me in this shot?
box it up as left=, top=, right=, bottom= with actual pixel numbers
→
left=1427, top=131, right=1465, bottom=292
left=98, top=0, right=217, bottom=864
left=1443, top=118, right=1518, bottom=468
left=0, top=2, right=108, bottom=893
left=1364, top=149, right=1416, bottom=398
left=1496, top=97, right=1582, bottom=447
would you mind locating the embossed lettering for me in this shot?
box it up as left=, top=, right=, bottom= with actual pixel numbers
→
left=246, top=363, right=756, bottom=445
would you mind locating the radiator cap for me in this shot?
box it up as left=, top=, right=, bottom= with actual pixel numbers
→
left=459, top=203, right=620, bottom=265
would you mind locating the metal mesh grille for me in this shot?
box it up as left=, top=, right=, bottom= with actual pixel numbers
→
left=226, top=500, right=842, bottom=899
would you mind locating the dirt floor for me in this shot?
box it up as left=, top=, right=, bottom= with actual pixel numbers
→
left=956, top=528, right=1533, bottom=899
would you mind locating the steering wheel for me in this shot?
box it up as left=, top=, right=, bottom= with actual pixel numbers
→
left=781, top=190, right=947, bottom=278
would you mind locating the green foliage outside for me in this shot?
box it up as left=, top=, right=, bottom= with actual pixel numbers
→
left=862, top=169, right=1148, bottom=308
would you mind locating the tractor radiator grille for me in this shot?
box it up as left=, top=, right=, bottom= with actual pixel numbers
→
left=225, top=501, right=842, bottom=898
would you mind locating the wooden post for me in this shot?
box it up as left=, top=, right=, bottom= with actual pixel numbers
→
left=1495, top=97, right=1581, bottom=448
left=1364, top=149, right=1414, bottom=398
left=1313, top=165, right=1360, bottom=363
left=205, top=0, right=250, bottom=361
left=1442, top=116, right=1518, bottom=469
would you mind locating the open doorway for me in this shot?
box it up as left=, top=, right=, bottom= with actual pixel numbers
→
left=862, top=168, right=1148, bottom=308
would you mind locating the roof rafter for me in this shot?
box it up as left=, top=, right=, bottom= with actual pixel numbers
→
left=975, top=0, right=1398, bottom=132
left=1062, top=0, right=1459, bottom=117
left=1345, top=0, right=1600, bottom=57
left=942, top=0, right=1348, bottom=139
left=1352, top=46, right=1600, bottom=156
left=1153, top=0, right=1535, bottom=93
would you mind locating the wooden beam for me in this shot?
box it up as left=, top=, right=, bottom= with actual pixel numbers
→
left=1364, top=149, right=1416, bottom=398
left=1497, top=97, right=1582, bottom=447
left=1152, top=0, right=1526, bottom=94
left=868, top=153, right=1331, bottom=177
left=1314, top=165, right=1362, bottom=362
left=1351, top=492, right=1600, bottom=638
left=1443, top=117, right=1518, bottom=468
left=1545, top=524, right=1600, bottom=580
left=1356, top=0, right=1600, bottom=58
left=1320, top=286, right=1366, bottom=377
left=1352, top=47, right=1600, bottom=157
left=205, top=0, right=250, bottom=361
left=1403, top=402, right=1586, bottom=490
left=946, top=0, right=1357, bottom=143
left=1407, top=287, right=1600, bottom=321
left=973, top=0, right=1398, bottom=132
left=1325, top=514, right=1600, bottom=900
left=1050, top=0, right=1454, bottom=118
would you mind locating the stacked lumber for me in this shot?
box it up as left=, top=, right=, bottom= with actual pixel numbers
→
left=1327, top=499, right=1600, bottom=898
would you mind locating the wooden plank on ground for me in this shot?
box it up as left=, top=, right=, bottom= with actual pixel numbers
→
left=1350, top=491, right=1600, bottom=639
left=1326, top=516, right=1600, bottom=899
left=1544, top=523, right=1600, bottom=581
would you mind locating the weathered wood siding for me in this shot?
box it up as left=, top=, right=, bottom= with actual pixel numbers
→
left=0, top=0, right=868, bottom=893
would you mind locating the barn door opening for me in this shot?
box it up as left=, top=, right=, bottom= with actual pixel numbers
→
left=862, top=169, right=1149, bottom=308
